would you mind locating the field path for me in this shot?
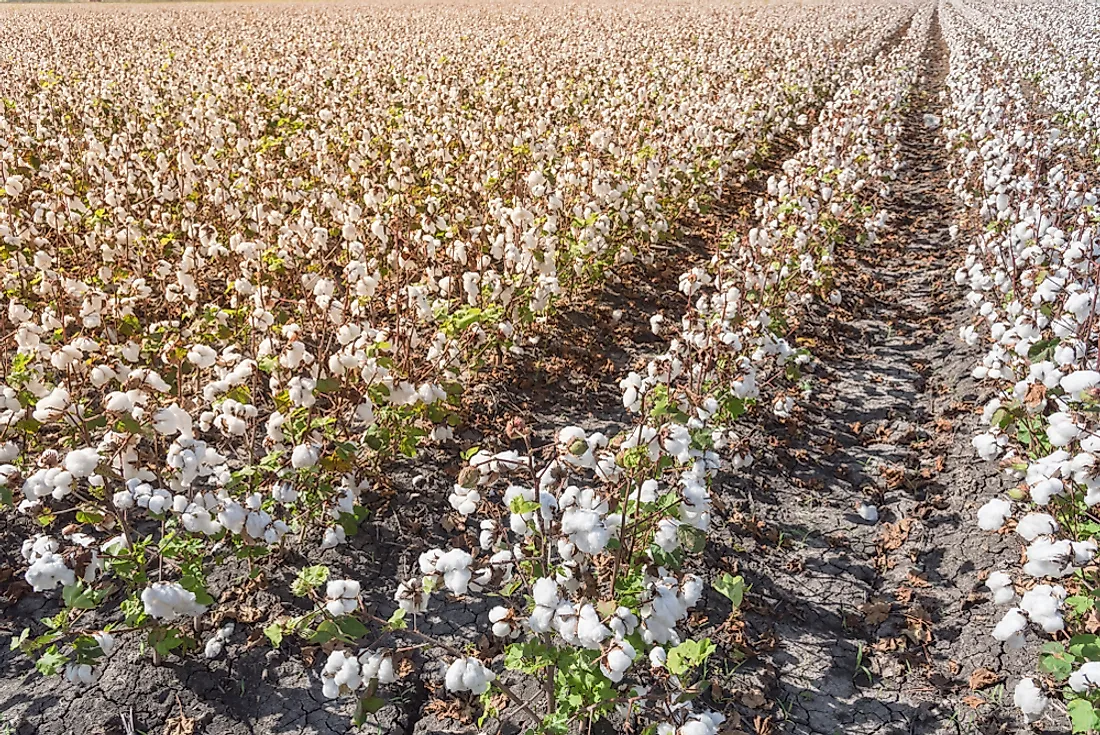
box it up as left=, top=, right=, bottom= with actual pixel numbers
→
left=716, top=12, right=1043, bottom=734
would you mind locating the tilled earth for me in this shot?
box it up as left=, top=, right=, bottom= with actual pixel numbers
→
left=0, top=11, right=1048, bottom=735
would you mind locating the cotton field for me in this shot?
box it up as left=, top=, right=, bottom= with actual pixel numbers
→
left=1, top=0, right=1099, bottom=733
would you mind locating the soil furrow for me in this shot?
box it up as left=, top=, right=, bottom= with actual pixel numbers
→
left=715, top=11, right=1030, bottom=734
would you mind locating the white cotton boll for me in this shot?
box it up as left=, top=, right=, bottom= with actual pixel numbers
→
left=325, top=579, right=361, bottom=616
left=187, top=345, right=218, bottom=369
left=1013, top=678, right=1048, bottom=723
left=1020, top=585, right=1065, bottom=633
left=0, top=441, right=19, bottom=463
left=141, top=581, right=208, bottom=620
left=977, top=498, right=1012, bottom=531
left=320, top=525, right=346, bottom=550
left=972, top=432, right=1001, bottom=460
left=291, top=444, right=319, bottom=469
left=654, top=518, right=681, bottom=552
left=985, top=571, right=1015, bottom=605
left=93, top=631, right=116, bottom=656
left=1060, top=370, right=1100, bottom=396
left=104, top=391, right=133, bottom=413
left=321, top=650, right=363, bottom=698
left=448, top=485, right=480, bottom=516
left=65, top=663, right=97, bottom=685
left=63, top=447, right=100, bottom=478
left=1024, top=538, right=1074, bottom=578
left=489, top=606, right=514, bottom=638
left=1047, top=412, right=1081, bottom=447
left=25, top=552, right=75, bottom=591
left=575, top=603, right=611, bottom=650
left=649, top=646, right=666, bottom=668
left=445, top=657, right=495, bottom=694
left=1073, top=541, right=1098, bottom=564
left=857, top=502, right=878, bottom=523
left=992, top=608, right=1027, bottom=642
left=1070, top=661, right=1100, bottom=693
left=1015, top=513, right=1058, bottom=541
left=204, top=637, right=224, bottom=659
left=435, top=549, right=473, bottom=595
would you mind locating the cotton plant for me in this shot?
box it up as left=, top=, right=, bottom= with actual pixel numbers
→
left=942, top=0, right=1100, bottom=726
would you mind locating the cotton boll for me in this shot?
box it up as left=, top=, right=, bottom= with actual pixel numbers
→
left=856, top=502, right=878, bottom=523
left=985, top=571, right=1015, bottom=605
left=321, top=650, right=363, bottom=699
left=1013, top=678, right=1048, bottom=723
left=488, top=606, right=516, bottom=638
left=434, top=549, right=473, bottom=595
left=1046, top=412, right=1081, bottom=447
left=1019, top=584, right=1066, bottom=633
left=63, top=447, right=101, bottom=478
left=291, top=444, right=320, bottom=469
left=25, top=552, right=75, bottom=591
left=649, top=646, right=667, bottom=669
left=992, top=608, right=1027, bottom=643
left=1070, top=661, right=1100, bottom=693
left=1015, top=513, right=1058, bottom=541
left=141, top=581, right=208, bottom=620
left=1060, top=370, right=1100, bottom=396
left=65, top=663, right=97, bottom=685
left=444, top=657, right=495, bottom=694
left=1023, top=538, right=1074, bottom=578
left=325, top=579, right=361, bottom=616
left=599, top=639, right=636, bottom=683
left=977, top=498, right=1012, bottom=531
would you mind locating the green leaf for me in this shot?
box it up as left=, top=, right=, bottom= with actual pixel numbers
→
left=1039, top=644, right=1075, bottom=682
left=292, top=565, right=330, bottom=597
left=336, top=616, right=368, bottom=640
left=1069, top=698, right=1100, bottom=733
left=35, top=646, right=67, bottom=676
left=666, top=638, right=717, bottom=676
left=713, top=573, right=746, bottom=610
left=264, top=623, right=284, bottom=648
left=386, top=608, right=407, bottom=631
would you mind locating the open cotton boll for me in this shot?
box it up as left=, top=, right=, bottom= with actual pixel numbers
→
left=856, top=502, right=878, bottom=523
left=678, top=712, right=726, bottom=735
left=488, top=606, right=516, bottom=638
left=1015, top=513, right=1058, bottom=541
left=434, top=549, right=473, bottom=595
left=291, top=443, right=320, bottom=469
left=1060, top=370, right=1100, bottom=396
left=977, top=497, right=1012, bottom=531
left=529, top=577, right=559, bottom=633
left=1019, top=584, right=1066, bottom=633
left=972, top=432, right=1001, bottom=460
left=649, top=646, right=667, bottom=669
left=985, top=571, right=1015, bottom=604
left=63, top=447, right=100, bottom=478
left=992, top=608, right=1027, bottom=644
left=321, top=650, right=364, bottom=699
left=1023, top=538, right=1074, bottom=578
left=25, top=552, right=75, bottom=591
left=65, top=663, right=98, bottom=685
left=1013, top=678, right=1048, bottom=723
left=1046, top=412, right=1081, bottom=447
left=599, top=639, right=636, bottom=683
left=1070, top=661, right=1100, bottom=693
left=141, top=581, right=208, bottom=620
left=444, top=657, right=495, bottom=694
left=359, top=650, right=395, bottom=684
left=448, top=484, right=480, bottom=516
left=325, top=579, right=361, bottom=616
